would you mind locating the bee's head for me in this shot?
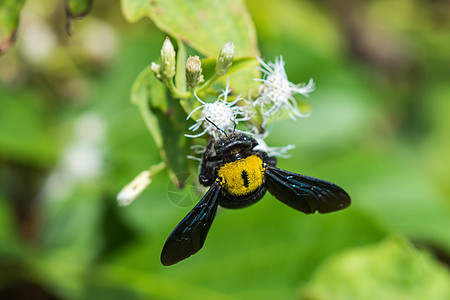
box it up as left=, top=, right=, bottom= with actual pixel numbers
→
left=215, top=134, right=258, bottom=156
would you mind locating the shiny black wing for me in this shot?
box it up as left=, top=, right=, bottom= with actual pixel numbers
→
left=265, top=166, right=351, bottom=214
left=161, top=181, right=221, bottom=266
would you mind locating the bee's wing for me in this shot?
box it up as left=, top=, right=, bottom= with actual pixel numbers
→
left=161, top=181, right=221, bottom=266
left=265, top=166, right=351, bottom=214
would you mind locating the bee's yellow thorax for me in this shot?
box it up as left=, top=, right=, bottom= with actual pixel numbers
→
left=217, top=155, right=265, bottom=196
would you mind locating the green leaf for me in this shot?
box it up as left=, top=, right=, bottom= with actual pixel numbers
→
left=123, top=0, right=258, bottom=56
left=149, top=78, right=192, bottom=187
left=0, top=0, right=25, bottom=54
left=300, top=237, right=450, bottom=300
left=121, top=0, right=260, bottom=93
left=131, top=66, right=192, bottom=187
left=120, top=0, right=152, bottom=23
left=201, top=56, right=257, bottom=83
left=131, top=66, right=163, bottom=149
left=175, top=38, right=187, bottom=93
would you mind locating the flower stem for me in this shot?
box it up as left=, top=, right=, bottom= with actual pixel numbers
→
left=148, top=161, right=166, bottom=175
left=166, top=78, right=191, bottom=98
left=196, top=73, right=219, bottom=94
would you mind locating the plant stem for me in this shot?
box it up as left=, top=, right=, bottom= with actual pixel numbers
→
left=148, top=161, right=166, bottom=175
left=195, top=73, right=219, bottom=94
left=166, top=78, right=191, bottom=98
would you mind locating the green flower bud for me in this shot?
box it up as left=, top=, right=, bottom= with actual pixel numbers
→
left=160, top=37, right=176, bottom=80
left=186, top=55, right=204, bottom=88
left=215, top=41, right=234, bottom=76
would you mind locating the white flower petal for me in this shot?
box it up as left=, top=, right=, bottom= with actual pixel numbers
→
left=253, top=132, right=296, bottom=158
left=254, top=56, right=315, bottom=123
left=185, top=79, right=253, bottom=138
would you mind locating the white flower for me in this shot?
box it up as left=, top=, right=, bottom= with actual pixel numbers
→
left=20, top=15, right=56, bottom=64
left=42, top=113, right=105, bottom=202
left=254, top=56, right=315, bottom=124
left=253, top=131, right=295, bottom=158
left=185, top=80, right=253, bottom=139
left=117, top=170, right=152, bottom=206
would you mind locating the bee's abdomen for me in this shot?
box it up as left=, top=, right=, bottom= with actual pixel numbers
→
left=217, top=155, right=265, bottom=197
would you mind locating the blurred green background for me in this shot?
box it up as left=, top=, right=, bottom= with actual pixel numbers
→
left=0, top=0, right=449, bottom=299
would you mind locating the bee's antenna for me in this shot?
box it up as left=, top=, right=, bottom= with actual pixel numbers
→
left=232, top=120, right=237, bottom=134
left=205, top=118, right=227, bottom=136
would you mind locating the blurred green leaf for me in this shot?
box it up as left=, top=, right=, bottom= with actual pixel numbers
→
left=92, top=203, right=385, bottom=299
left=300, top=237, right=450, bottom=300
left=423, top=82, right=450, bottom=200
left=247, top=0, right=342, bottom=60
left=0, top=194, right=24, bottom=259
left=0, top=92, right=55, bottom=165
left=89, top=264, right=237, bottom=300
left=0, top=0, right=25, bottom=54
left=338, top=148, right=450, bottom=251
left=34, top=187, right=104, bottom=299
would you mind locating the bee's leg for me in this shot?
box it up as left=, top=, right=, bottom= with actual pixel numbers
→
left=199, top=138, right=221, bottom=186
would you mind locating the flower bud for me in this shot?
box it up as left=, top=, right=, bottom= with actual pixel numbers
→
left=160, top=37, right=176, bottom=79
left=117, top=170, right=152, bottom=206
left=215, top=41, right=234, bottom=76
left=151, top=62, right=162, bottom=80
left=186, top=55, right=204, bottom=88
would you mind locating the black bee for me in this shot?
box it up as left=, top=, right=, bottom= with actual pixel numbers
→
left=161, top=133, right=351, bottom=266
